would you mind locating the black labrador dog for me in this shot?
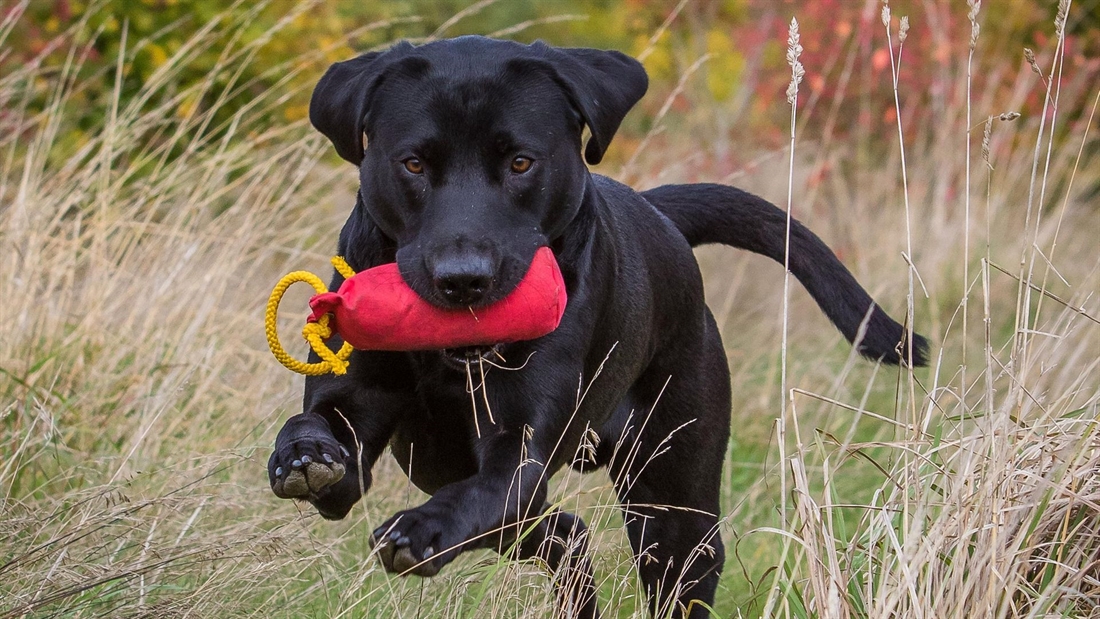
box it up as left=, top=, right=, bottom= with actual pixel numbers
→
left=268, top=36, right=927, bottom=619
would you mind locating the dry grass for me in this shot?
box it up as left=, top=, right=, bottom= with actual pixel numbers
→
left=712, top=3, right=1100, bottom=617
left=1, top=2, right=1098, bottom=618
left=0, top=7, right=349, bottom=617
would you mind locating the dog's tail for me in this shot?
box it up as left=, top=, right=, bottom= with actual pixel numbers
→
left=642, top=183, right=928, bottom=366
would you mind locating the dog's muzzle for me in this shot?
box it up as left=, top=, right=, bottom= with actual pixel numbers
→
left=439, top=344, right=504, bottom=371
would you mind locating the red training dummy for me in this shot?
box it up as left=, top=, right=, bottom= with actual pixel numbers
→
left=307, top=246, right=567, bottom=351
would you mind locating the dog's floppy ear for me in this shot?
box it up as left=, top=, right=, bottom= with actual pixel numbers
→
left=309, top=43, right=415, bottom=166
left=533, top=44, right=648, bottom=165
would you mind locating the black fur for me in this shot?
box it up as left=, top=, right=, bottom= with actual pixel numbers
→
left=270, top=36, right=928, bottom=619
left=643, top=183, right=927, bottom=365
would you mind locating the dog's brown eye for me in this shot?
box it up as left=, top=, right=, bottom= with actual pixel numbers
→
left=510, top=157, right=533, bottom=174
left=403, top=158, right=424, bottom=174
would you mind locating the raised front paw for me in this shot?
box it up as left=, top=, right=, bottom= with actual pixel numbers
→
left=370, top=498, right=470, bottom=577
left=268, top=434, right=349, bottom=500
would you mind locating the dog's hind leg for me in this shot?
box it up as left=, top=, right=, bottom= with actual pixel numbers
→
left=607, top=318, right=731, bottom=618
left=505, top=507, right=601, bottom=619
left=610, top=438, right=726, bottom=618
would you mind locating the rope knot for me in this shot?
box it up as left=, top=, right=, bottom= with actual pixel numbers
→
left=265, top=263, right=356, bottom=376
left=302, top=320, right=332, bottom=341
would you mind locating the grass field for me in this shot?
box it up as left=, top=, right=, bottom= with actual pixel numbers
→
left=2, top=2, right=1098, bottom=618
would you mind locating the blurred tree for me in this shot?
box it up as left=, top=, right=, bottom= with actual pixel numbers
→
left=4, top=0, right=745, bottom=159
left=3, top=0, right=1095, bottom=166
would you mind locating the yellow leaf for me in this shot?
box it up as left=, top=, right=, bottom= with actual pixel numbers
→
left=641, top=43, right=673, bottom=81
left=705, top=30, right=743, bottom=100
left=148, top=44, right=168, bottom=69
left=176, top=96, right=199, bottom=119
left=284, top=103, right=309, bottom=122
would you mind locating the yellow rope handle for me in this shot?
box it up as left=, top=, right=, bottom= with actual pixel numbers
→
left=264, top=257, right=357, bottom=376
left=331, top=255, right=355, bottom=280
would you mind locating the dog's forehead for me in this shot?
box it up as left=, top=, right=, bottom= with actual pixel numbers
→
left=414, top=36, right=534, bottom=71
left=369, top=38, right=571, bottom=135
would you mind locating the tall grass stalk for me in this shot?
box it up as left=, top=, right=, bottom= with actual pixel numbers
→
left=763, top=16, right=804, bottom=619
left=763, top=1, right=1099, bottom=617
left=1016, top=1, right=1069, bottom=387
left=1021, top=0, right=1071, bottom=404
left=962, top=0, right=980, bottom=409
left=880, top=8, right=922, bottom=617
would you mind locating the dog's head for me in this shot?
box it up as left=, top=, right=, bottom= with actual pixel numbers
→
left=309, top=37, right=647, bottom=308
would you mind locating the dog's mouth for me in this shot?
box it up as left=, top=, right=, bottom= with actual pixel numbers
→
left=439, top=344, right=504, bottom=371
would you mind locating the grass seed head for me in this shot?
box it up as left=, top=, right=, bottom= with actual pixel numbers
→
left=786, top=17, right=804, bottom=105
left=967, top=1, right=980, bottom=50
left=1025, top=47, right=1040, bottom=74
left=1055, top=0, right=1070, bottom=37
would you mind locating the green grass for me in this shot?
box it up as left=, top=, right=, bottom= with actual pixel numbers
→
left=2, top=2, right=1098, bottom=618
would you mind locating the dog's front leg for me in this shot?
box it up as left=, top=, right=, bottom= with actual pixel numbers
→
left=269, top=349, right=416, bottom=519
left=370, top=428, right=549, bottom=576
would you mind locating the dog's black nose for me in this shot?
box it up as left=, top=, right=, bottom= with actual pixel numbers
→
left=432, top=259, right=494, bottom=305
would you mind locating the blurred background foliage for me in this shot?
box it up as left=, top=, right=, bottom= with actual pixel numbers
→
left=5, top=0, right=1098, bottom=171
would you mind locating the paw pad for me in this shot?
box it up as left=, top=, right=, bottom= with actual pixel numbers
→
left=272, top=460, right=346, bottom=499
left=369, top=526, right=441, bottom=577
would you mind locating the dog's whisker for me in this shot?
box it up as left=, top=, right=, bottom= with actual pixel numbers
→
left=477, top=355, right=496, bottom=425
left=464, top=358, right=481, bottom=439
left=480, top=350, right=536, bottom=371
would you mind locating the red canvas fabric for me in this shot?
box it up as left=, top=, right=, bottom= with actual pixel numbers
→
left=307, top=246, right=567, bottom=351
